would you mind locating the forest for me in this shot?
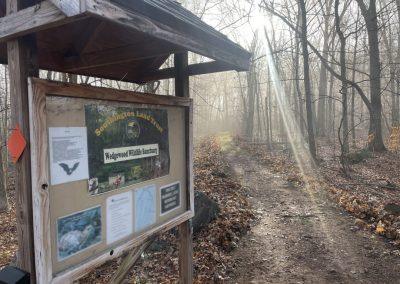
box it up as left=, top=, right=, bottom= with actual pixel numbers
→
left=1, top=0, right=400, bottom=283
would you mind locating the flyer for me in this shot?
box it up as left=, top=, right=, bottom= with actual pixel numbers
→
left=85, top=105, right=170, bottom=195
left=48, top=127, right=89, bottom=185
left=134, top=185, right=156, bottom=232
left=106, top=191, right=133, bottom=244
left=57, top=206, right=101, bottom=261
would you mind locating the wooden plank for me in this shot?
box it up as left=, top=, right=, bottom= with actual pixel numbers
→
left=187, top=103, right=194, bottom=213
left=49, top=0, right=81, bottom=16
left=84, top=0, right=250, bottom=71
left=0, top=1, right=85, bottom=44
left=175, top=52, right=193, bottom=284
left=109, top=0, right=251, bottom=70
left=109, top=239, right=154, bottom=284
left=28, top=78, right=53, bottom=284
left=6, top=0, right=39, bottom=281
left=138, top=61, right=236, bottom=83
left=63, top=41, right=182, bottom=72
left=31, top=78, right=191, bottom=107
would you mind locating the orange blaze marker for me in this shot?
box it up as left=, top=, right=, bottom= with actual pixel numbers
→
left=7, top=124, right=27, bottom=164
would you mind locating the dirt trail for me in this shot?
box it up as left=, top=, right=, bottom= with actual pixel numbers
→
left=225, top=148, right=400, bottom=284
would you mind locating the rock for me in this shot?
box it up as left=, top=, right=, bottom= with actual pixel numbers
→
left=148, top=191, right=219, bottom=252
left=192, top=191, right=220, bottom=234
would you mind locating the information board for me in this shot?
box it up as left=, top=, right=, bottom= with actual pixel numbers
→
left=28, top=79, right=194, bottom=283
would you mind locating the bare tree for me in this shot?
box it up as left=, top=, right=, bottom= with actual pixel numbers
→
left=317, top=0, right=334, bottom=137
left=299, top=0, right=317, bottom=160
left=355, top=0, right=386, bottom=151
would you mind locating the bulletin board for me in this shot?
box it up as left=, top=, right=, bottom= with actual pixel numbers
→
left=28, top=78, right=194, bottom=283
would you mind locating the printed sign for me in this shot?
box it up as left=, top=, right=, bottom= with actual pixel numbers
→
left=57, top=206, right=101, bottom=261
left=48, top=127, right=89, bottom=185
left=160, top=182, right=181, bottom=215
left=104, top=144, right=159, bottom=164
left=85, top=105, right=170, bottom=195
left=106, top=191, right=133, bottom=245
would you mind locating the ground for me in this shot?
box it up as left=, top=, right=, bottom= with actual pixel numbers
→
left=226, top=139, right=400, bottom=283
left=1, top=136, right=400, bottom=283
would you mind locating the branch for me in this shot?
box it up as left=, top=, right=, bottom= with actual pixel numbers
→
left=260, top=1, right=372, bottom=112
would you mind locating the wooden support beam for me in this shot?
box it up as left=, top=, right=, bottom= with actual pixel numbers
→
left=85, top=0, right=250, bottom=71
left=109, top=239, right=154, bottom=284
left=0, top=1, right=85, bottom=44
left=138, top=61, right=237, bottom=83
left=6, top=0, right=39, bottom=281
left=175, top=53, right=189, bottom=98
left=175, top=52, right=193, bottom=284
left=49, top=0, right=82, bottom=16
left=62, top=42, right=182, bottom=72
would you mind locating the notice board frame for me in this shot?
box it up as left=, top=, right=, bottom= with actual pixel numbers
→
left=27, top=78, right=194, bottom=283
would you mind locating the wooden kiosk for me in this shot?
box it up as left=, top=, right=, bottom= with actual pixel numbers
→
left=0, top=0, right=251, bottom=283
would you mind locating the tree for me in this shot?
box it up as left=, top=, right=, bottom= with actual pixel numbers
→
left=0, top=65, right=9, bottom=212
left=355, top=0, right=386, bottom=151
left=317, top=0, right=334, bottom=137
left=299, top=0, right=317, bottom=160
left=334, top=0, right=349, bottom=156
left=262, top=0, right=387, bottom=152
left=245, top=34, right=261, bottom=140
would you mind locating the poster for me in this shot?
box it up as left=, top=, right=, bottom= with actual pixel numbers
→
left=160, top=182, right=181, bottom=215
left=106, top=191, right=133, bottom=245
left=134, top=185, right=156, bottom=232
left=57, top=206, right=101, bottom=261
left=48, top=127, right=89, bottom=185
left=85, top=105, right=170, bottom=195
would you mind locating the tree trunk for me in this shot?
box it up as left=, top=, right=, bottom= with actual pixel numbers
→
left=350, top=11, right=360, bottom=149
left=246, top=35, right=259, bottom=140
left=0, top=64, right=8, bottom=212
left=335, top=0, right=349, bottom=155
left=356, top=0, right=386, bottom=151
left=246, top=69, right=255, bottom=140
left=0, top=146, right=7, bottom=212
left=299, top=0, right=317, bottom=159
left=327, top=67, right=335, bottom=141
left=395, top=0, right=400, bottom=126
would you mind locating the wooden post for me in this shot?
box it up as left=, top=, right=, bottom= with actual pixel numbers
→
left=174, top=52, right=193, bottom=284
left=6, top=0, right=38, bottom=281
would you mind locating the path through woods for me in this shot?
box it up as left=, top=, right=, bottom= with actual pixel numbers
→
left=225, top=146, right=400, bottom=283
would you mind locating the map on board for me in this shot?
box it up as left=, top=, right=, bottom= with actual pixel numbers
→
left=134, top=184, right=156, bottom=232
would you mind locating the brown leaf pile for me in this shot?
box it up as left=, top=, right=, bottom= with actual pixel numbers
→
left=317, top=140, right=400, bottom=245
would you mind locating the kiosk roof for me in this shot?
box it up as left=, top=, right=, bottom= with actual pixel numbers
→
left=0, top=0, right=251, bottom=83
